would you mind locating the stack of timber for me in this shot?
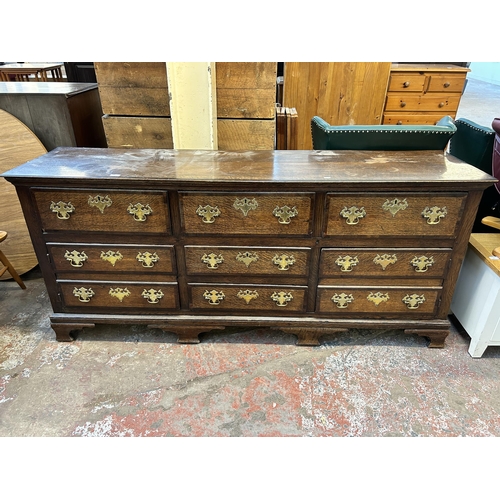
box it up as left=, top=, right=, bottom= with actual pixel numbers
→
left=95, top=62, right=277, bottom=150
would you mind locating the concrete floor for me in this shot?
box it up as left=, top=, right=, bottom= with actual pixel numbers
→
left=1, top=77, right=500, bottom=439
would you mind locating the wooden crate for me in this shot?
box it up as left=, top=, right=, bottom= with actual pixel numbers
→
left=95, top=62, right=277, bottom=150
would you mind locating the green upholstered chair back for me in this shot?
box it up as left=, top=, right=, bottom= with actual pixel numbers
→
left=311, top=115, right=456, bottom=151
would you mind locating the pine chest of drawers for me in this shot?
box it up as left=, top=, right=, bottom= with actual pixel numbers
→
left=3, top=148, right=495, bottom=347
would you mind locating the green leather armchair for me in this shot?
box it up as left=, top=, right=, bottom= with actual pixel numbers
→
left=448, top=118, right=499, bottom=232
left=311, top=115, right=457, bottom=151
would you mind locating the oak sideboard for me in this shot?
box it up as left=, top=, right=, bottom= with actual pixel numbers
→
left=3, top=148, right=495, bottom=346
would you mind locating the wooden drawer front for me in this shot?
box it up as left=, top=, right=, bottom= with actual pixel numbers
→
left=48, top=243, right=175, bottom=274
left=317, top=286, right=440, bottom=315
left=179, top=192, right=313, bottom=235
left=382, top=114, right=452, bottom=125
left=320, top=248, right=451, bottom=278
left=188, top=284, right=307, bottom=312
left=34, top=189, right=170, bottom=234
left=385, top=94, right=461, bottom=112
left=325, top=193, right=466, bottom=237
left=59, top=281, right=179, bottom=311
left=387, top=73, right=426, bottom=92
left=427, top=74, right=466, bottom=93
left=185, top=246, right=310, bottom=276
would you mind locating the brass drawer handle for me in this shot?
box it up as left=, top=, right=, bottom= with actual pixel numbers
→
left=340, top=206, right=366, bottom=225
left=273, top=205, right=298, bottom=224
left=201, top=252, right=224, bottom=269
left=196, top=205, right=221, bottom=223
left=236, top=251, right=259, bottom=268
left=367, top=292, right=389, bottom=306
left=64, top=250, right=88, bottom=267
left=233, top=197, right=258, bottom=216
left=373, top=254, right=397, bottom=270
left=136, top=251, right=159, bottom=268
left=127, top=202, right=153, bottom=222
left=73, top=286, right=95, bottom=302
left=203, top=289, right=225, bottom=305
left=272, top=254, right=296, bottom=271
left=50, top=201, right=75, bottom=220
left=422, top=206, right=447, bottom=224
left=402, top=293, right=426, bottom=309
left=237, top=289, right=259, bottom=304
left=335, top=255, right=359, bottom=272
left=88, top=194, right=112, bottom=214
left=411, top=256, right=434, bottom=272
left=271, top=291, right=294, bottom=307
left=382, top=198, right=408, bottom=216
left=109, top=287, right=131, bottom=302
left=142, top=288, right=164, bottom=304
left=331, top=293, right=354, bottom=309
left=100, top=250, right=123, bottom=267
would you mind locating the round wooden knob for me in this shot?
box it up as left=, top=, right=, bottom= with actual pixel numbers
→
left=438, top=102, right=445, bottom=108
left=400, top=102, right=406, bottom=108
left=397, top=121, right=403, bottom=125
left=403, top=81, right=410, bottom=87
left=443, top=82, right=450, bottom=88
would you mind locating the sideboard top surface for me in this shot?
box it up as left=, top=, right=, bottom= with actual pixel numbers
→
left=3, top=147, right=496, bottom=188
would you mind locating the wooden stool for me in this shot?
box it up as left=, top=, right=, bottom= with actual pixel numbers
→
left=0, top=231, right=26, bottom=289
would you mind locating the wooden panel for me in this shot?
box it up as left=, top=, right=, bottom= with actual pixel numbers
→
left=217, top=119, right=275, bottom=150
left=283, top=62, right=391, bottom=149
left=94, top=62, right=168, bottom=88
left=98, top=87, right=170, bottom=116
left=0, top=109, right=46, bottom=279
left=102, top=116, right=173, bottom=148
left=427, top=74, right=467, bottom=93
left=216, top=61, right=277, bottom=119
left=387, top=73, right=426, bottom=92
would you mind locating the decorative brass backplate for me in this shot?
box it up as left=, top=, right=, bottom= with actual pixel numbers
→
left=100, top=250, right=123, bottom=267
left=203, top=289, right=225, bottom=305
left=421, top=206, right=447, bottom=224
left=411, top=256, right=434, bottom=273
left=331, top=292, right=354, bottom=309
left=64, top=250, right=88, bottom=267
left=50, top=201, right=75, bottom=220
left=73, top=286, right=95, bottom=302
left=237, top=289, right=259, bottom=304
left=382, top=198, right=408, bottom=217
left=340, top=206, right=366, bottom=225
left=271, top=291, right=293, bottom=306
left=201, top=252, right=224, bottom=269
left=196, top=205, right=221, bottom=223
left=109, top=287, right=131, bottom=302
left=127, top=202, right=153, bottom=222
left=367, top=292, right=389, bottom=306
left=88, top=194, right=112, bottom=214
left=136, top=251, right=160, bottom=268
left=273, top=205, right=298, bottom=224
left=402, top=293, right=426, bottom=309
left=233, top=197, right=258, bottom=217
left=272, top=254, right=296, bottom=271
left=335, top=255, right=359, bottom=272
left=142, top=288, right=164, bottom=304
left=236, top=251, right=259, bottom=268
left=373, top=254, right=398, bottom=270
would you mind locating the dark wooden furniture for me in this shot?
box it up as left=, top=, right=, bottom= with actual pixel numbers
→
left=0, top=82, right=106, bottom=151
left=0, top=63, right=64, bottom=82
left=2, top=148, right=495, bottom=346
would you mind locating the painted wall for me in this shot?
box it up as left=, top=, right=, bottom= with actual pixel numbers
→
left=469, top=62, right=500, bottom=86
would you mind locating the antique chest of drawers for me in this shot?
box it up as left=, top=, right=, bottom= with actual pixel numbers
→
left=2, top=148, right=495, bottom=346
left=383, top=63, right=470, bottom=125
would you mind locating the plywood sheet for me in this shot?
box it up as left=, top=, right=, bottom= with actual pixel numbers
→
left=0, top=109, right=46, bottom=279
